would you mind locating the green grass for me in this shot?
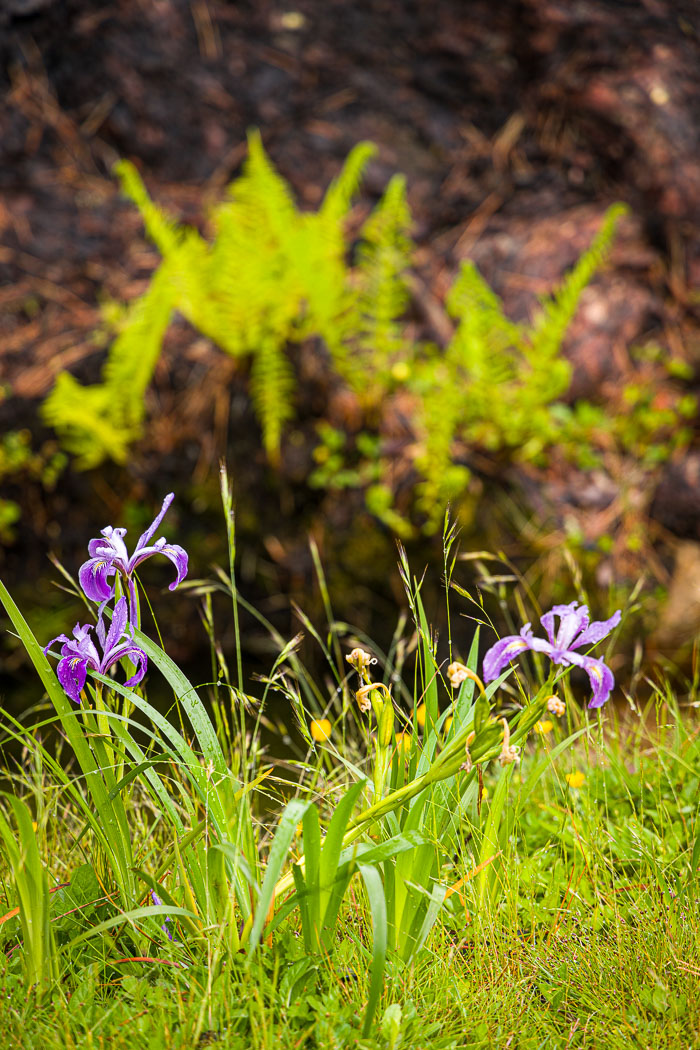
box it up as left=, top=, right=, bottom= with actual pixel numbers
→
left=1, top=508, right=699, bottom=1049
left=2, top=694, right=699, bottom=1050
left=1, top=690, right=699, bottom=1048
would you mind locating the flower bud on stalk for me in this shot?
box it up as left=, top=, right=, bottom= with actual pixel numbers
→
left=447, top=662, right=484, bottom=693
left=356, top=681, right=391, bottom=720
left=346, top=648, right=373, bottom=681
left=378, top=697, right=395, bottom=749
left=546, top=695, right=566, bottom=717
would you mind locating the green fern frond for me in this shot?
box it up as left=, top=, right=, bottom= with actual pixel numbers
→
left=249, top=334, right=296, bottom=464
left=349, top=175, right=413, bottom=388
left=320, top=141, right=377, bottom=224
left=413, top=360, right=471, bottom=528
left=115, top=160, right=185, bottom=257
left=228, top=130, right=298, bottom=244
left=446, top=261, right=522, bottom=362
left=102, top=265, right=176, bottom=425
left=528, top=203, right=627, bottom=360
left=41, top=373, right=136, bottom=469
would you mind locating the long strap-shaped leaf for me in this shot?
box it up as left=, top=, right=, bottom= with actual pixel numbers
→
left=246, top=797, right=311, bottom=957
left=0, top=795, right=57, bottom=994
left=0, top=580, right=134, bottom=901
left=358, top=863, right=388, bottom=1037
left=134, top=628, right=229, bottom=783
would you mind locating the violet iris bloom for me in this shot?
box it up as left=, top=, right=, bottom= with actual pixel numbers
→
left=78, top=493, right=188, bottom=624
left=44, top=597, right=147, bottom=704
left=483, top=601, right=621, bottom=708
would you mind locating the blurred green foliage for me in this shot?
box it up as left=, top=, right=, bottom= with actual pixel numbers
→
left=0, top=425, right=67, bottom=542
left=40, top=138, right=694, bottom=534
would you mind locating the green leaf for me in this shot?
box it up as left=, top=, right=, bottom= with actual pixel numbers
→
left=247, top=798, right=311, bottom=957
left=358, top=863, right=388, bottom=1036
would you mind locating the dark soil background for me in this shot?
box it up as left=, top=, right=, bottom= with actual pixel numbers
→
left=1, top=0, right=699, bottom=706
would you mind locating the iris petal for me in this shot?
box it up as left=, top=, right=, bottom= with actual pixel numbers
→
left=78, top=559, right=115, bottom=603
left=483, top=636, right=532, bottom=682
left=571, top=611, right=621, bottom=650
left=43, top=633, right=71, bottom=657
left=134, top=493, right=174, bottom=551
left=128, top=541, right=188, bottom=590
left=57, top=656, right=88, bottom=704
left=104, top=597, right=129, bottom=657
left=567, top=652, right=615, bottom=708
left=102, top=643, right=148, bottom=688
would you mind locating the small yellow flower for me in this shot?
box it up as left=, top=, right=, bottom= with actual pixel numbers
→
left=535, top=720, right=554, bottom=735
left=391, top=361, right=410, bottom=382
left=566, top=770, right=586, bottom=789
left=546, top=695, right=566, bottom=717
left=481, top=787, right=488, bottom=801
left=310, top=718, right=332, bottom=743
left=395, top=732, right=412, bottom=755
left=444, top=715, right=453, bottom=734
left=31, top=821, right=38, bottom=833
left=415, top=703, right=426, bottom=728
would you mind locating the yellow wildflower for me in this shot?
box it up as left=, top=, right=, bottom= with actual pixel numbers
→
left=391, top=361, right=410, bottom=382
left=566, top=770, right=586, bottom=789
left=415, top=703, right=426, bottom=728
left=535, top=720, right=554, bottom=735
left=444, top=715, right=453, bottom=734
left=310, top=718, right=332, bottom=743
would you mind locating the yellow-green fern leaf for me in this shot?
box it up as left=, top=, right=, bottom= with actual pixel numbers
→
left=249, top=334, right=296, bottom=463
left=115, top=160, right=184, bottom=257
left=41, top=374, right=136, bottom=469
left=320, top=141, right=377, bottom=225
left=528, top=203, right=627, bottom=361
left=102, top=265, right=177, bottom=425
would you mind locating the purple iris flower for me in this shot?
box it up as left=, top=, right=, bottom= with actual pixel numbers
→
left=483, top=601, right=621, bottom=708
left=44, top=596, right=147, bottom=704
left=78, top=493, right=188, bottom=624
